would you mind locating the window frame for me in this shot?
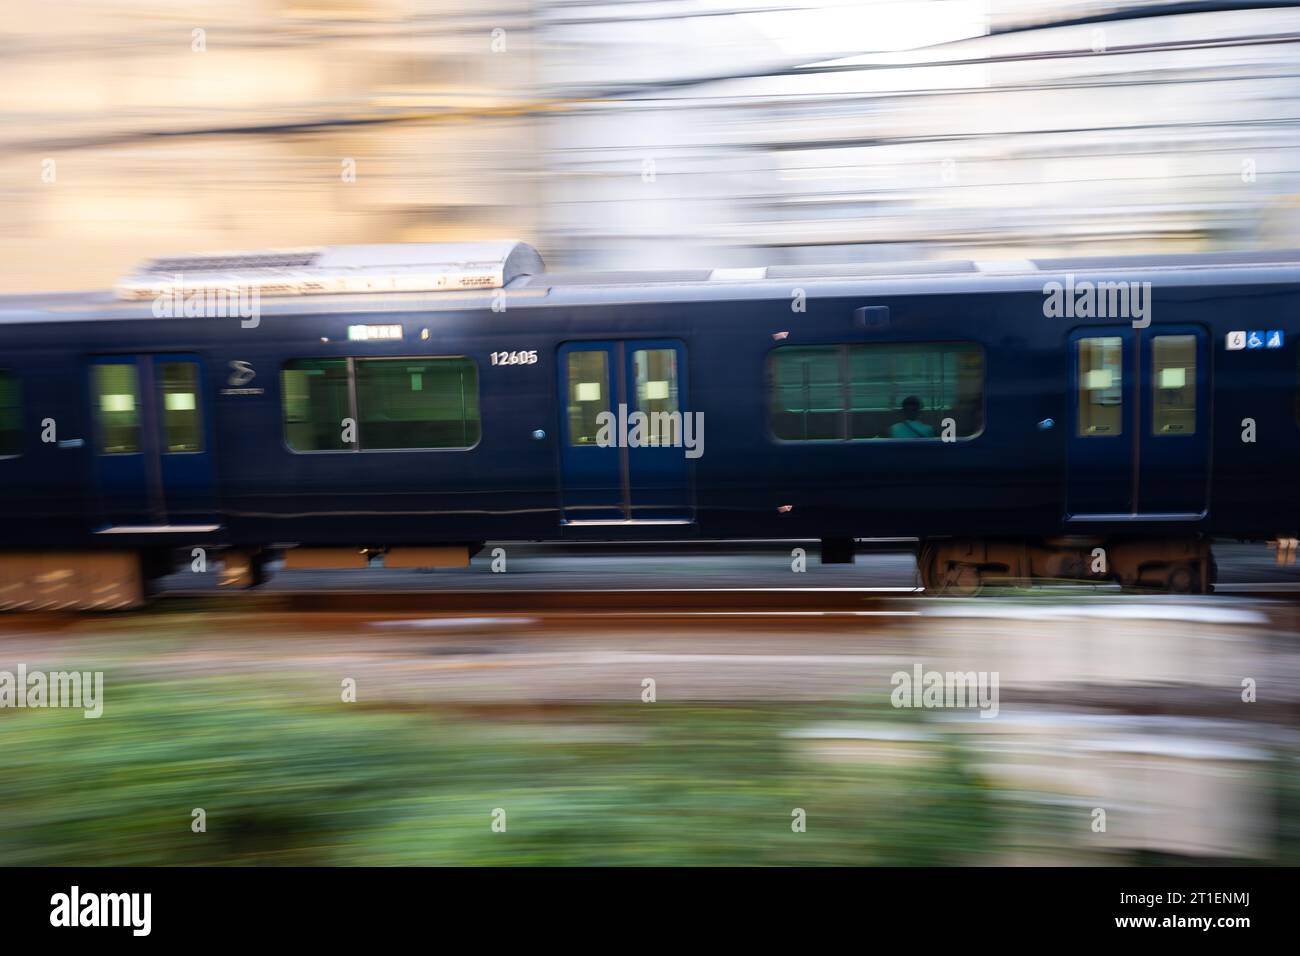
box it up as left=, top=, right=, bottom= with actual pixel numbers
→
left=630, top=346, right=683, bottom=447
left=565, top=348, right=612, bottom=448
left=766, top=340, right=987, bottom=444
left=157, top=360, right=206, bottom=455
left=92, top=361, right=144, bottom=457
left=280, top=354, right=482, bottom=454
left=1148, top=333, right=1197, bottom=438
left=1075, top=335, right=1125, bottom=439
left=1292, top=339, right=1300, bottom=430
left=0, top=369, right=22, bottom=459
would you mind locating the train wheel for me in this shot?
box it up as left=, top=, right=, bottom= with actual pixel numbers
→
left=1167, top=563, right=1196, bottom=594
left=942, top=564, right=984, bottom=596
left=220, top=548, right=269, bottom=588
left=918, top=544, right=984, bottom=596
left=1108, top=538, right=1213, bottom=594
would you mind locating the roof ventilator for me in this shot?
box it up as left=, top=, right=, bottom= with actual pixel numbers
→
left=115, top=241, right=544, bottom=300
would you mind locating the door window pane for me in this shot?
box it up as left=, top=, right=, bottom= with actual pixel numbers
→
left=632, top=348, right=679, bottom=445
left=282, top=358, right=352, bottom=451
left=159, top=362, right=203, bottom=452
left=354, top=357, right=479, bottom=449
left=94, top=363, right=141, bottom=454
left=1152, top=335, right=1196, bottom=435
left=769, top=346, right=844, bottom=440
left=1077, top=337, right=1123, bottom=436
left=0, top=371, right=20, bottom=456
left=567, top=350, right=610, bottom=445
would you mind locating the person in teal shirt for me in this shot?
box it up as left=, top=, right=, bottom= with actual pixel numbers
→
left=889, top=396, right=935, bottom=439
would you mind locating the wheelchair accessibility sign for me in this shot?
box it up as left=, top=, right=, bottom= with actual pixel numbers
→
left=1227, top=330, right=1283, bottom=350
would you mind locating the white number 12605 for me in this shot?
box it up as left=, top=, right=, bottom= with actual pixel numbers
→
left=491, top=350, right=538, bottom=366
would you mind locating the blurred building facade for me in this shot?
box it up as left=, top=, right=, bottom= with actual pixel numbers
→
left=3, top=0, right=1300, bottom=290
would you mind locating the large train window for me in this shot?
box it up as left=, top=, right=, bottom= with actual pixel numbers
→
left=769, top=342, right=983, bottom=441
left=848, top=343, right=983, bottom=439
left=354, top=357, right=479, bottom=450
left=282, top=356, right=480, bottom=451
left=282, top=359, right=351, bottom=451
left=769, top=346, right=844, bottom=440
left=93, top=363, right=142, bottom=454
left=1151, top=335, right=1195, bottom=435
left=0, top=371, right=20, bottom=457
left=1076, top=337, right=1123, bottom=437
left=567, top=350, right=610, bottom=445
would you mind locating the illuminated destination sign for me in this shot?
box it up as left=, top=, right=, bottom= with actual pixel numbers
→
left=347, top=324, right=403, bottom=341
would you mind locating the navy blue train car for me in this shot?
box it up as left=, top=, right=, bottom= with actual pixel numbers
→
left=0, top=240, right=1297, bottom=607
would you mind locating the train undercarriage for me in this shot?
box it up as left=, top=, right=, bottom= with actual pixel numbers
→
left=0, top=534, right=1233, bottom=610
left=914, top=536, right=1217, bottom=595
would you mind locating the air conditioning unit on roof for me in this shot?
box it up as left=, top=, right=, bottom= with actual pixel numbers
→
left=114, top=240, right=544, bottom=301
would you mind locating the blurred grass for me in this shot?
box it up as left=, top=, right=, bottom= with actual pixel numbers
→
left=0, top=680, right=1008, bottom=865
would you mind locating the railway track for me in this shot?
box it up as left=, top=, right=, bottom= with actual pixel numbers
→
left=145, top=583, right=1300, bottom=616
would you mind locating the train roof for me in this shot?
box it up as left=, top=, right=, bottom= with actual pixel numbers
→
left=3, top=243, right=1300, bottom=325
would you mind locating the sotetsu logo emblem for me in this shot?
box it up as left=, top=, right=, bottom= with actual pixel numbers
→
left=227, top=361, right=256, bottom=387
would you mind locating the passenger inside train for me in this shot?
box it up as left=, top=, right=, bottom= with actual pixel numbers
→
left=889, top=396, right=936, bottom=439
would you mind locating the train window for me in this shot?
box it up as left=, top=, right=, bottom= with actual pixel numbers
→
left=354, top=357, right=479, bottom=449
left=0, top=371, right=20, bottom=457
left=567, top=350, right=610, bottom=445
left=1151, top=336, right=1196, bottom=435
left=159, top=362, right=203, bottom=453
left=769, top=346, right=845, bottom=440
left=848, top=343, right=983, bottom=439
left=632, top=348, right=680, bottom=445
left=282, top=359, right=352, bottom=451
left=1076, top=337, right=1123, bottom=437
left=769, top=343, right=984, bottom=441
left=93, top=363, right=141, bottom=454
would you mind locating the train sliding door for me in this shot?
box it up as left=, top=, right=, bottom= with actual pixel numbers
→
left=557, top=339, right=693, bottom=525
left=1066, top=326, right=1210, bottom=520
left=89, top=354, right=218, bottom=531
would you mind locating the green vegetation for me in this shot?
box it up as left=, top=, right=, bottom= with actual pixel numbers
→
left=0, top=681, right=1006, bottom=865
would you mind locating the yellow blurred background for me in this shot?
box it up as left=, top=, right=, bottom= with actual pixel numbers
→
left=4, top=0, right=1300, bottom=287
